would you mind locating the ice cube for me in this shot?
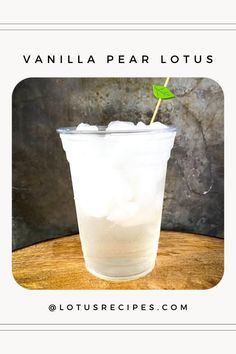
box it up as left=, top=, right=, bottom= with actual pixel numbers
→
left=106, top=164, right=166, bottom=226
left=136, top=121, right=147, bottom=129
left=107, top=201, right=138, bottom=224
left=150, top=121, right=168, bottom=129
left=72, top=161, right=111, bottom=218
left=76, top=123, right=98, bottom=131
left=106, top=120, right=135, bottom=131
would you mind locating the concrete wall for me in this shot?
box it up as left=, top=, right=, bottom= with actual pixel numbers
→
left=12, top=78, right=224, bottom=249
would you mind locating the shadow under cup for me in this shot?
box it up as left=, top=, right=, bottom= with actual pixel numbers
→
left=57, top=126, right=176, bottom=281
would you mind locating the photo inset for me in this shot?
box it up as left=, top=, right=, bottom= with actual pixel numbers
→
left=12, top=78, right=224, bottom=290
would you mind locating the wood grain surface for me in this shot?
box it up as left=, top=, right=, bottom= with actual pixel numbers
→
left=12, top=231, right=224, bottom=290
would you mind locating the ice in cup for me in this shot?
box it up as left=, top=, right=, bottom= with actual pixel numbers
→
left=57, top=121, right=176, bottom=281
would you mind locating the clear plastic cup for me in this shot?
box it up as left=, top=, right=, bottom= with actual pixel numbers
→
left=57, top=125, right=176, bottom=281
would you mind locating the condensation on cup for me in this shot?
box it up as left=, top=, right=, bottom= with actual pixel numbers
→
left=57, top=121, right=176, bottom=281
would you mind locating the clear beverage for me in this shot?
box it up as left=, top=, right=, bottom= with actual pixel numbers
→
left=57, top=124, right=176, bottom=281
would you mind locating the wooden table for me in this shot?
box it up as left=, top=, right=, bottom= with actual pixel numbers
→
left=12, top=231, right=224, bottom=290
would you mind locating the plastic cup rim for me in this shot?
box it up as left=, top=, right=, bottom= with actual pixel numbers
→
left=56, top=125, right=176, bottom=135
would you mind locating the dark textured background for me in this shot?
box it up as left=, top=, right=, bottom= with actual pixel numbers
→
left=12, top=78, right=224, bottom=250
